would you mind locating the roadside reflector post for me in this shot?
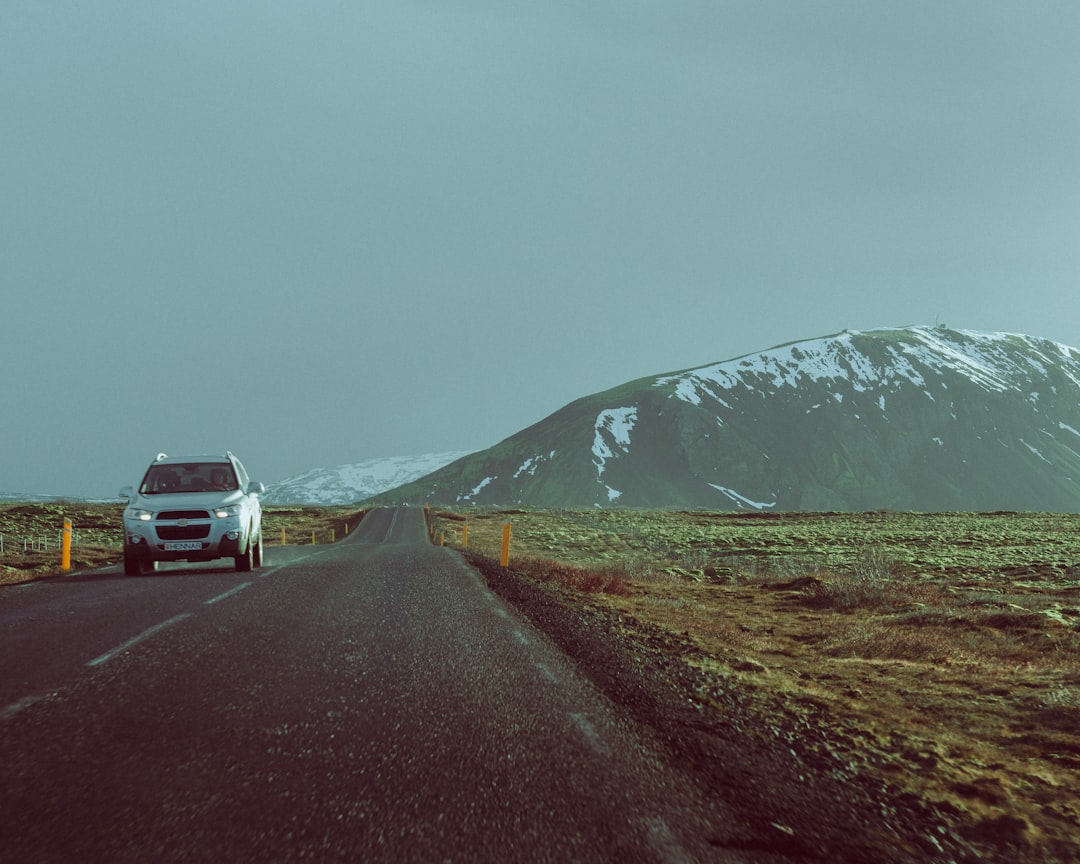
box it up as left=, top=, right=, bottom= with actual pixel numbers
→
left=500, top=520, right=511, bottom=567
left=61, top=519, right=72, bottom=572
left=311, top=530, right=316, bottom=545
left=345, top=523, right=349, bottom=536
left=281, top=527, right=286, bottom=546
left=462, top=523, right=468, bottom=549
left=331, top=529, right=336, bottom=543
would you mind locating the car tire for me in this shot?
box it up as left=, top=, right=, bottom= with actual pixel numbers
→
left=251, top=534, right=263, bottom=569
left=235, top=540, right=254, bottom=572
left=123, top=549, right=156, bottom=576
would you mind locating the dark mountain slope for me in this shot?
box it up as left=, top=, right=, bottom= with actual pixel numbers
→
left=382, top=327, right=1080, bottom=511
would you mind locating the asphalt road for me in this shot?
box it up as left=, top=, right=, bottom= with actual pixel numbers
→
left=0, top=507, right=770, bottom=863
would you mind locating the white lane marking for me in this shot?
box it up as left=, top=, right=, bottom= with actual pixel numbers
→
left=569, top=712, right=610, bottom=756
left=463, top=561, right=560, bottom=682
left=384, top=508, right=399, bottom=543
left=532, top=660, right=559, bottom=683
left=86, top=613, right=193, bottom=668
left=644, top=817, right=694, bottom=864
left=257, top=560, right=292, bottom=578
left=1, top=695, right=42, bottom=721
left=205, top=582, right=252, bottom=605
left=258, top=547, right=335, bottom=577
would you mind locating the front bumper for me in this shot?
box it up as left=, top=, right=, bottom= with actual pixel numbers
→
left=123, top=516, right=246, bottom=562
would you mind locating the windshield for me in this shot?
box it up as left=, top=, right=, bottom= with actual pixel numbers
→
left=140, top=463, right=238, bottom=494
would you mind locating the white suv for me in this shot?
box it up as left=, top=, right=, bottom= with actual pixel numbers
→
left=119, top=452, right=265, bottom=576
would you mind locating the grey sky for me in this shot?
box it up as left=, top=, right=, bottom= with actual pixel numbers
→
left=3, top=2, right=1078, bottom=497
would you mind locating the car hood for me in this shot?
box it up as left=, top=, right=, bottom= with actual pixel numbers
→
left=134, top=490, right=247, bottom=510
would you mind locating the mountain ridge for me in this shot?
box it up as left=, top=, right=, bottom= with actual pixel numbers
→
left=376, top=326, right=1080, bottom=511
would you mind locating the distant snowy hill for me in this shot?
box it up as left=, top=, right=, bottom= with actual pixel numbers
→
left=263, top=452, right=476, bottom=505
left=0, top=492, right=78, bottom=504
left=380, top=327, right=1080, bottom=511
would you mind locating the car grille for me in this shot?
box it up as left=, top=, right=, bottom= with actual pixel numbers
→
left=158, top=510, right=210, bottom=520
left=156, top=525, right=211, bottom=541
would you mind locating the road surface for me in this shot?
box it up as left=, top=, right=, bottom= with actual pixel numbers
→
left=0, top=507, right=783, bottom=863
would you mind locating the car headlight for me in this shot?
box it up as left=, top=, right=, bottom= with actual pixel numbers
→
left=128, top=508, right=153, bottom=522
left=214, top=505, right=240, bottom=519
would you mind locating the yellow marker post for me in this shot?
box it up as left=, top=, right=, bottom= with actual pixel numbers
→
left=462, top=523, right=468, bottom=549
left=500, top=520, right=511, bottom=567
left=281, top=527, right=286, bottom=546
left=61, top=519, right=72, bottom=572
left=345, top=523, right=349, bottom=536
left=311, top=530, right=316, bottom=545
left=331, top=529, right=336, bottom=543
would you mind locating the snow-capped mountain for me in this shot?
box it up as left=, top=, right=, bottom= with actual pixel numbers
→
left=263, top=452, right=475, bottom=505
left=378, top=327, right=1080, bottom=511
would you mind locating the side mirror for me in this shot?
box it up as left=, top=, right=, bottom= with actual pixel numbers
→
left=119, top=486, right=134, bottom=502
left=249, top=481, right=266, bottom=495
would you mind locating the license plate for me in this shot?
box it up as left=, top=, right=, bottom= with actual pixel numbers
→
left=165, top=541, right=203, bottom=551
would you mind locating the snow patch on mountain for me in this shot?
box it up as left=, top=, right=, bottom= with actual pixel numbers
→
left=592, top=408, right=636, bottom=477
left=514, top=457, right=539, bottom=478
left=264, top=451, right=476, bottom=505
left=458, top=476, right=496, bottom=503
left=707, top=484, right=777, bottom=510
left=656, top=327, right=1080, bottom=406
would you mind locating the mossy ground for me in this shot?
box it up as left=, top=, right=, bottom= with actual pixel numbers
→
left=434, top=507, right=1080, bottom=861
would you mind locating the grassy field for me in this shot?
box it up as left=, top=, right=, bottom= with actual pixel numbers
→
left=432, top=507, right=1080, bottom=861
left=0, top=502, right=363, bottom=584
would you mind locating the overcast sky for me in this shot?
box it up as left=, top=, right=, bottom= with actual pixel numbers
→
left=3, top=2, right=1078, bottom=497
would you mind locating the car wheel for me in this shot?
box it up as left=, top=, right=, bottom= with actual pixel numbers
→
left=124, top=549, right=156, bottom=576
left=251, top=534, right=263, bottom=569
left=235, top=541, right=254, bottom=572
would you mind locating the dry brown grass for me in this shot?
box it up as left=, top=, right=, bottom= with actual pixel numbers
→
left=433, top=507, right=1080, bottom=861
left=507, top=555, right=632, bottom=596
